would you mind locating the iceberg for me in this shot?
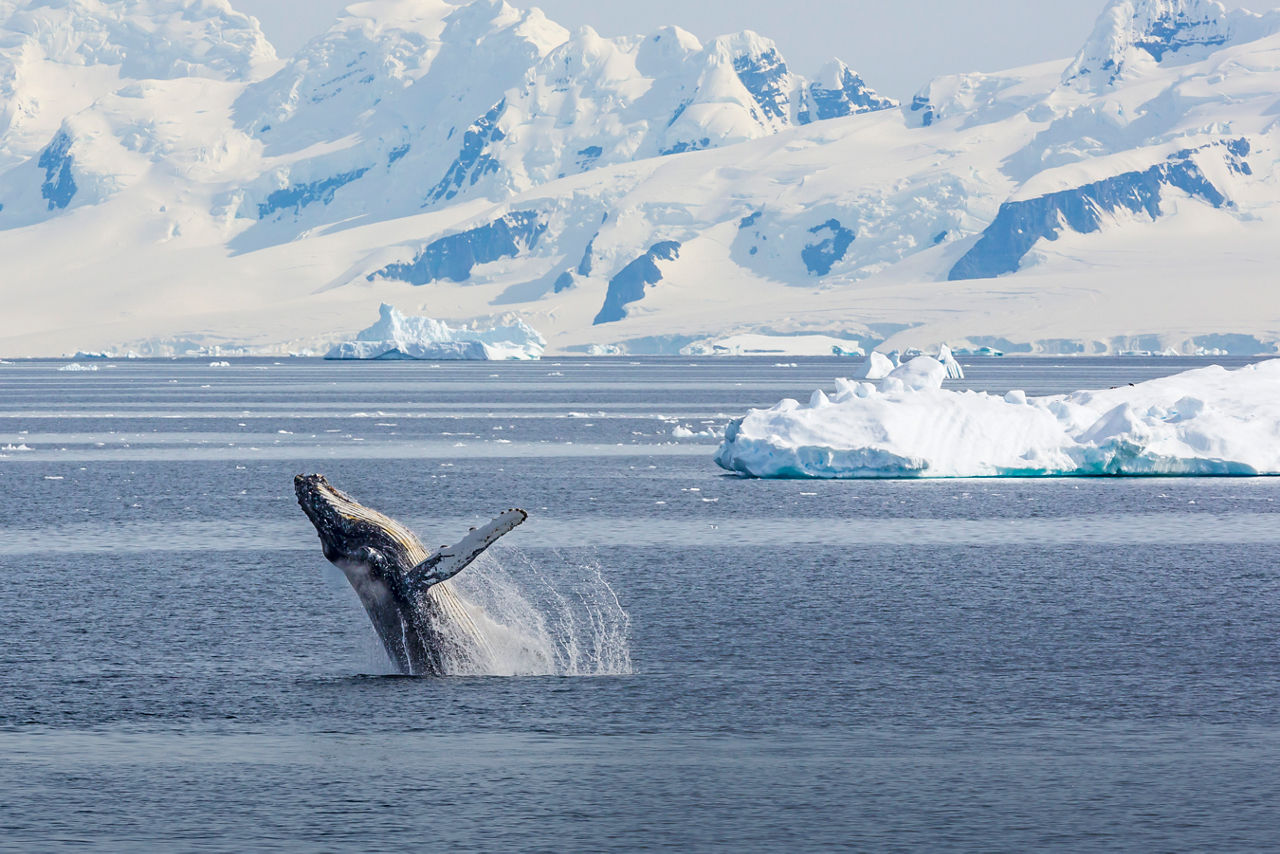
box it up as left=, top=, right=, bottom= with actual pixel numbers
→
left=937, top=345, right=965, bottom=380
left=681, top=333, right=865, bottom=357
left=715, top=359, right=1280, bottom=478
left=326, top=304, right=545, bottom=361
left=847, top=346, right=961, bottom=382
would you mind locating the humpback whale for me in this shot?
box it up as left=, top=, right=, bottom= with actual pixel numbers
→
left=294, top=474, right=527, bottom=675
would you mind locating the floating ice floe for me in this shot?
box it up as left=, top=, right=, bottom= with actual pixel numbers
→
left=209, top=360, right=232, bottom=367
left=715, top=359, right=1280, bottom=478
left=673, top=424, right=727, bottom=440
left=326, top=304, right=545, bottom=361
left=58, top=363, right=98, bottom=372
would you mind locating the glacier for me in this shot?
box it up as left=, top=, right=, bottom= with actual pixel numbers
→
left=325, top=303, right=545, bottom=360
left=0, top=0, right=1278, bottom=358
left=715, top=358, right=1280, bottom=479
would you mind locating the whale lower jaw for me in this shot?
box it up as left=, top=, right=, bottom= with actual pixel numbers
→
left=335, top=557, right=388, bottom=605
left=335, top=556, right=426, bottom=673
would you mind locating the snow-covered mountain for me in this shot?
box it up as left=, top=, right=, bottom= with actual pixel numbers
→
left=1063, top=0, right=1280, bottom=85
left=0, top=0, right=1277, bottom=357
left=230, top=1, right=894, bottom=234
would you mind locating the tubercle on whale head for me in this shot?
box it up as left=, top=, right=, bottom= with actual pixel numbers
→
left=295, top=473, right=341, bottom=526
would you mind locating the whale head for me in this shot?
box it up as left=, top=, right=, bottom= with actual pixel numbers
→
left=294, top=474, right=423, bottom=569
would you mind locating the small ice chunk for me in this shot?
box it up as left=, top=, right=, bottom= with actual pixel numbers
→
left=1005, top=390, right=1027, bottom=405
left=937, top=344, right=965, bottom=380
left=849, top=352, right=895, bottom=379
left=673, top=424, right=726, bottom=439
left=888, top=356, right=946, bottom=391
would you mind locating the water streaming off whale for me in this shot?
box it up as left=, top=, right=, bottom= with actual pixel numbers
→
left=320, top=547, right=632, bottom=677
left=443, top=549, right=633, bottom=677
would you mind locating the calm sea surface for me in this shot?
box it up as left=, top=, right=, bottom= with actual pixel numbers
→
left=1, top=356, right=1277, bottom=852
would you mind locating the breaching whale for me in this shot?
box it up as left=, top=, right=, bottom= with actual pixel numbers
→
left=294, top=474, right=527, bottom=675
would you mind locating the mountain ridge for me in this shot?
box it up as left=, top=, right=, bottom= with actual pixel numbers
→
left=0, top=0, right=1277, bottom=357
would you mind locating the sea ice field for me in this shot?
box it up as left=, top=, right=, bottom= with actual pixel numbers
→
left=1, top=356, right=1279, bottom=851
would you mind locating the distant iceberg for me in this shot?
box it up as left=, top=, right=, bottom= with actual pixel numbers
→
left=716, top=359, right=1280, bottom=478
left=326, top=304, right=545, bottom=361
left=682, top=333, right=864, bottom=357
left=72, top=351, right=140, bottom=360
left=847, top=346, right=961, bottom=381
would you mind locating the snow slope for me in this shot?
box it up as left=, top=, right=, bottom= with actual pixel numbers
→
left=715, top=358, right=1280, bottom=478
left=0, top=0, right=1277, bottom=357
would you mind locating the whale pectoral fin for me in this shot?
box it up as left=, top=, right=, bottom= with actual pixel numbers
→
left=408, top=509, right=528, bottom=591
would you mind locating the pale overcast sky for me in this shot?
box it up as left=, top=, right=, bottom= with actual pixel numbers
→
left=234, top=0, right=1269, bottom=99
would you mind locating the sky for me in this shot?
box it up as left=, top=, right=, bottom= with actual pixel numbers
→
left=233, top=0, right=1269, bottom=99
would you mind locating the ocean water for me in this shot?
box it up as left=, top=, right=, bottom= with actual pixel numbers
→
left=1, top=356, right=1278, bottom=852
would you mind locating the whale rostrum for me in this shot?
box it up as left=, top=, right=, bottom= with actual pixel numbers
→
left=295, top=474, right=527, bottom=675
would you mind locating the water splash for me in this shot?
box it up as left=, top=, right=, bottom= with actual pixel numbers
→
left=437, top=547, right=633, bottom=677
left=325, top=547, right=632, bottom=678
